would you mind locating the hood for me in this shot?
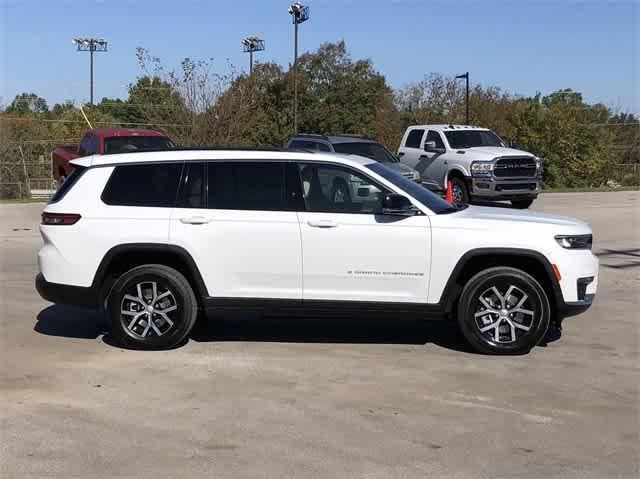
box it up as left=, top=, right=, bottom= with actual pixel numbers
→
left=462, top=146, right=535, bottom=159
left=453, top=204, right=591, bottom=233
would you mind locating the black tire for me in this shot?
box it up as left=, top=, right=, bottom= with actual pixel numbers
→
left=511, top=199, right=534, bottom=209
left=450, top=176, right=469, bottom=205
left=108, top=264, right=198, bottom=350
left=456, top=267, right=550, bottom=355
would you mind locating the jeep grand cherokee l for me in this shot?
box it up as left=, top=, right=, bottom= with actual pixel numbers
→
left=36, top=149, right=597, bottom=354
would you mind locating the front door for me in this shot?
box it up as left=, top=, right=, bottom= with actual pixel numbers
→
left=295, top=162, right=431, bottom=303
left=169, top=161, right=302, bottom=299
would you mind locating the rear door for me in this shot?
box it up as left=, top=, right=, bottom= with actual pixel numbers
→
left=397, top=128, right=425, bottom=170
left=169, top=161, right=302, bottom=300
left=295, top=162, right=430, bottom=303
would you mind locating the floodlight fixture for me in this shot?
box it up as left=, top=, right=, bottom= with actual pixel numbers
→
left=72, top=37, right=109, bottom=105
left=242, top=36, right=265, bottom=75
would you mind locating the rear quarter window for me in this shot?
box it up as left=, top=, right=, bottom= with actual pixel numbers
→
left=101, top=163, right=183, bottom=207
left=49, top=166, right=86, bottom=203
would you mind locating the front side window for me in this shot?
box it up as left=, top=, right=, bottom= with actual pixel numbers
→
left=297, top=163, right=387, bottom=214
left=405, top=129, right=425, bottom=148
left=444, top=130, right=504, bottom=149
left=332, top=142, right=398, bottom=163
left=102, top=162, right=183, bottom=207
left=208, top=162, right=287, bottom=211
left=426, top=130, right=445, bottom=149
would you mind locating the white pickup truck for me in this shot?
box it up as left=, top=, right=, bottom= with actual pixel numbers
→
left=397, top=125, right=542, bottom=209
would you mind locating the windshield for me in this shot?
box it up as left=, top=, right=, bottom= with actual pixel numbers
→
left=333, top=142, right=399, bottom=163
left=104, top=136, right=175, bottom=154
left=444, top=130, right=504, bottom=149
left=365, top=162, right=458, bottom=214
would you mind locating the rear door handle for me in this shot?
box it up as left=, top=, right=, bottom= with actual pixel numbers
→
left=180, top=216, right=212, bottom=225
left=307, top=219, right=337, bottom=228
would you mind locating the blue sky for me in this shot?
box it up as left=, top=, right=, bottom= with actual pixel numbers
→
left=1, top=0, right=638, bottom=112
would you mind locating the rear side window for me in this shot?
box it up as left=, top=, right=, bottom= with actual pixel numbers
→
left=208, top=162, right=286, bottom=211
left=102, top=163, right=183, bottom=207
left=177, top=162, right=206, bottom=208
left=49, top=166, right=86, bottom=203
left=405, top=129, right=424, bottom=148
left=78, top=134, right=92, bottom=156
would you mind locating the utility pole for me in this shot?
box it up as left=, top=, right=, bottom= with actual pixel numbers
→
left=242, top=36, right=265, bottom=75
left=288, top=2, right=310, bottom=134
left=72, top=38, right=108, bottom=105
left=456, top=72, right=470, bottom=124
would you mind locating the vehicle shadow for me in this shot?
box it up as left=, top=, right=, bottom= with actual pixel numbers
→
left=595, top=248, right=640, bottom=270
left=34, top=305, right=562, bottom=353
left=34, top=305, right=108, bottom=339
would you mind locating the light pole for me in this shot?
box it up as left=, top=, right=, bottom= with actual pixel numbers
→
left=455, top=72, right=469, bottom=124
left=242, top=36, right=265, bottom=75
left=72, top=38, right=108, bottom=106
left=288, top=2, right=309, bottom=134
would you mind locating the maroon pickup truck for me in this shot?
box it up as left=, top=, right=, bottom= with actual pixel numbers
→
left=52, top=128, right=175, bottom=183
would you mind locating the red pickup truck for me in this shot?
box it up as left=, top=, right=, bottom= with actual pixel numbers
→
left=52, top=128, right=175, bottom=183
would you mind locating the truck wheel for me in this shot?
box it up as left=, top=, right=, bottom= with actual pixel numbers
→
left=450, top=177, right=469, bottom=205
left=511, top=199, right=534, bottom=209
left=456, top=267, right=550, bottom=355
left=108, top=264, right=198, bottom=350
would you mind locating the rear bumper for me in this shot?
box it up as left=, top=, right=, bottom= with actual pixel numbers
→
left=35, top=273, right=99, bottom=309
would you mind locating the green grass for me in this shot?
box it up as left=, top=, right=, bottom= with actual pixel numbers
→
left=542, top=185, right=639, bottom=193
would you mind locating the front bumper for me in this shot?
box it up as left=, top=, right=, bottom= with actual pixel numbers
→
left=35, top=273, right=99, bottom=309
left=469, top=176, right=541, bottom=200
left=561, top=294, right=595, bottom=318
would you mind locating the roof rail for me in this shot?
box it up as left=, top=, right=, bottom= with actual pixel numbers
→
left=332, top=133, right=372, bottom=140
left=102, top=146, right=293, bottom=155
left=289, top=133, right=329, bottom=140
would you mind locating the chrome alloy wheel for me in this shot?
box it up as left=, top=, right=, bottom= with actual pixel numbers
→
left=120, top=281, right=178, bottom=339
left=452, top=183, right=465, bottom=204
left=474, top=285, right=535, bottom=344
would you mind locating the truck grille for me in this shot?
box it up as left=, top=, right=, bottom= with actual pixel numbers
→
left=494, top=157, right=537, bottom=178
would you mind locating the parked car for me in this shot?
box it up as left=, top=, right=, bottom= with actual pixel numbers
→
left=51, top=128, right=175, bottom=184
left=36, top=148, right=597, bottom=355
left=287, top=133, right=421, bottom=182
left=397, top=125, right=542, bottom=208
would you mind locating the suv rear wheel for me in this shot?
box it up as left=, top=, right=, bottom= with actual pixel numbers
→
left=456, top=267, right=550, bottom=355
left=108, top=264, right=198, bottom=350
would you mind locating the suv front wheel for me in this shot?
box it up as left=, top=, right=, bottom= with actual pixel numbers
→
left=108, top=264, right=198, bottom=350
left=456, top=267, right=550, bottom=355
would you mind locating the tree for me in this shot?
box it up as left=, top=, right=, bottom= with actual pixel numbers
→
left=5, top=92, right=49, bottom=115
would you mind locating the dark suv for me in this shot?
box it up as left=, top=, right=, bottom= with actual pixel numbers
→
left=286, top=134, right=421, bottom=183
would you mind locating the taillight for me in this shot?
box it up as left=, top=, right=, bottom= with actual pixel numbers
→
left=41, top=212, right=81, bottom=225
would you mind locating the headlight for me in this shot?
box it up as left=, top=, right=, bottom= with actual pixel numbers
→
left=412, top=170, right=420, bottom=181
left=555, top=234, right=592, bottom=250
left=471, top=161, right=494, bottom=177
left=535, top=158, right=542, bottom=176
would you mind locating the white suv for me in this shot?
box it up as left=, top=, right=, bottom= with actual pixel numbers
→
left=36, top=149, right=598, bottom=354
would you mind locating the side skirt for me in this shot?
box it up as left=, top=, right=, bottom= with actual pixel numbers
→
left=204, top=298, right=446, bottom=320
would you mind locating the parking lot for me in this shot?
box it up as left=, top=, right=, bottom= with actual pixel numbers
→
left=1, top=191, right=638, bottom=478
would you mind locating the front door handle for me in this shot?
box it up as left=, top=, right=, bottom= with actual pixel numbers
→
left=180, top=216, right=212, bottom=225
left=307, top=219, right=337, bottom=228
left=398, top=152, right=405, bottom=157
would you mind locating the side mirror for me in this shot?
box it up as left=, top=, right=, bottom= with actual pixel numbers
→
left=381, top=193, right=418, bottom=216
left=508, top=139, right=519, bottom=149
left=424, top=141, right=445, bottom=154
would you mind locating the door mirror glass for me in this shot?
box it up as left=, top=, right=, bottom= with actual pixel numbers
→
left=508, top=139, right=519, bottom=149
left=381, top=193, right=417, bottom=216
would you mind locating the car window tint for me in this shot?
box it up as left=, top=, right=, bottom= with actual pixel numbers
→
left=78, top=134, right=92, bottom=156
left=102, top=163, right=183, bottom=207
left=208, top=162, right=286, bottom=211
left=405, top=129, right=424, bottom=148
left=177, top=162, right=206, bottom=208
left=297, top=163, right=386, bottom=214
left=426, top=130, right=445, bottom=149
